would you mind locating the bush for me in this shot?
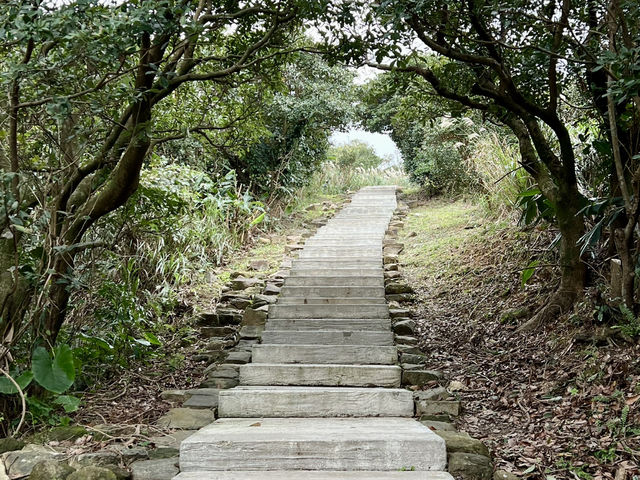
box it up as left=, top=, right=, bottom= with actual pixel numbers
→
left=402, top=117, right=479, bottom=195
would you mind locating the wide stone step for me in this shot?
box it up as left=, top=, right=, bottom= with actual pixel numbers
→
left=280, top=286, right=385, bottom=298
left=239, top=364, right=401, bottom=387
left=178, top=417, right=447, bottom=472
left=252, top=344, right=398, bottom=364
left=265, top=319, right=391, bottom=331
left=218, top=386, right=413, bottom=417
left=298, top=252, right=381, bottom=258
left=175, top=471, right=453, bottom=479
left=277, top=297, right=386, bottom=305
left=260, top=330, right=393, bottom=345
left=269, top=304, right=388, bottom=319
left=288, top=268, right=382, bottom=277
left=284, top=276, right=383, bottom=287
left=292, top=258, right=382, bottom=266
left=310, top=235, right=384, bottom=240
left=315, top=228, right=388, bottom=233
left=304, top=243, right=381, bottom=247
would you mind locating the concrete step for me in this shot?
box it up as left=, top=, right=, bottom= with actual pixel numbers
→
left=284, top=276, right=383, bottom=287
left=310, top=235, right=384, bottom=239
left=239, top=363, right=401, bottom=387
left=299, top=252, right=381, bottom=259
left=260, top=330, right=393, bottom=345
left=292, top=258, right=382, bottom=266
left=269, top=304, right=388, bottom=319
left=178, top=417, right=447, bottom=472
left=218, top=386, right=413, bottom=417
left=303, top=246, right=382, bottom=249
left=175, top=471, right=453, bottom=480
left=265, top=319, right=391, bottom=331
left=280, top=286, right=385, bottom=298
left=304, top=240, right=381, bottom=245
left=277, top=297, right=386, bottom=305
left=288, top=268, right=383, bottom=277
left=252, top=344, right=398, bottom=364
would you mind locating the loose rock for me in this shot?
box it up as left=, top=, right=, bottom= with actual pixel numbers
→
left=130, top=458, right=179, bottom=480
left=28, top=460, right=74, bottom=480
left=0, top=438, right=25, bottom=455
left=156, top=408, right=216, bottom=429
left=230, top=276, right=261, bottom=291
left=67, top=466, right=118, bottom=480
left=448, top=452, right=493, bottom=480
left=242, top=307, right=268, bottom=326
left=402, top=369, right=443, bottom=386
left=393, top=319, right=416, bottom=335
left=2, top=445, right=63, bottom=478
left=385, top=282, right=414, bottom=294
left=435, top=431, right=490, bottom=457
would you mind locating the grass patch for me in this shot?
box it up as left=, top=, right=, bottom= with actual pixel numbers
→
left=401, top=198, right=485, bottom=279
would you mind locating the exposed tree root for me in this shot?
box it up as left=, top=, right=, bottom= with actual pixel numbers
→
left=516, top=289, right=578, bottom=333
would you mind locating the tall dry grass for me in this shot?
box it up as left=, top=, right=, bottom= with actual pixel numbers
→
left=470, top=129, right=531, bottom=217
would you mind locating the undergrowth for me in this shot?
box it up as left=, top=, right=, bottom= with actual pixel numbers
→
left=401, top=195, right=640, bottom=480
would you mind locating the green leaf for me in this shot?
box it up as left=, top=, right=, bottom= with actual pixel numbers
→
left=32, top=345, right=76, bottom=394
left=142, top=331, right=161, bottom=346
left=0, top=370, right=34, bottom=394
left=54, top=395, right=81, bottom=413
left=522, top=465, right=536, bottom=474
left=521, top=260, right=539, bottom=287
left=249, top=212, right=265, bottom=226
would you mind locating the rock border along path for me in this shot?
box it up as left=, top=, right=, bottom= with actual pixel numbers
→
left=174, top=187, right=452, bottom=479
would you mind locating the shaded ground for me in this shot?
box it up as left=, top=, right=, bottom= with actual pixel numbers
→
left=401, top=197, right=640, bottom=480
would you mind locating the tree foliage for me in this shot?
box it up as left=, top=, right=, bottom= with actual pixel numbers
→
left=327, top=140, right=385, bottom=170
left=323, top=0, right=640, bottom=327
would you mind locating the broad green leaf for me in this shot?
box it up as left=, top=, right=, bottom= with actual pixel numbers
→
left=54, top=395, right=81, bottom=413
left=32, top=345, right=76, bottom=394
left=249, top=212, right=265, bottom=226
left=142, top=332, right=161, bottom=346
left=0, top=370, right=34, bottom=395
left=521, top=260, right=539, bottom=287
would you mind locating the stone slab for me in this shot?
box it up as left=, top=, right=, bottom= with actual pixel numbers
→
left=156, top=408, right=216, bottom=429
left=179, top=417, right=446, bottom=472
left=289, top=268, right=383, bottom=277
left=284, top=276, right=383, bottom=287
left=269, top=304, right=388, bottom=319
left=277, top=297, right=386, bottom=305
left=292, top=258, right=382, bottom=267
left=239, top=363, right=401, bottom=387
left=251, top=344, right=398, bottom=365
left=280, top=286, right=386, bottom=298
left=260, top=330, right=394, bottom=345
left=218, top=386, right=413, bottom=417
left=174, top=472, right=454, bottom=479
left=265, top=319, right=391, bottom=331
left=131, top=458, right=179, bottom=480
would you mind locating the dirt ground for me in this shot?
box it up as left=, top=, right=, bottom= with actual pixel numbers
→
left=401, top=197, right=640, bottom=480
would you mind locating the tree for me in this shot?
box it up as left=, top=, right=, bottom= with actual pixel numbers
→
left=233, top=52, right=357, bottom=196
left=328, top=140, right=384, bottom=169
left=360, top=72, right=478, bottom=193
left=321, top=0, right=638, bottom=328
left=0, top=0, right=327, bottom=357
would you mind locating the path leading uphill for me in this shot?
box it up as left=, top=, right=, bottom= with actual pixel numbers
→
left=174, top=186, right=452, bottom=479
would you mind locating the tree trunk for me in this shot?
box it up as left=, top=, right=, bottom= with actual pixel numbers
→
left=518, top=184, right=586, bottom=332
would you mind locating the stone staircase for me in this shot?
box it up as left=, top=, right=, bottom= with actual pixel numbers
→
left=173, top=186, right=452, bottom=479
